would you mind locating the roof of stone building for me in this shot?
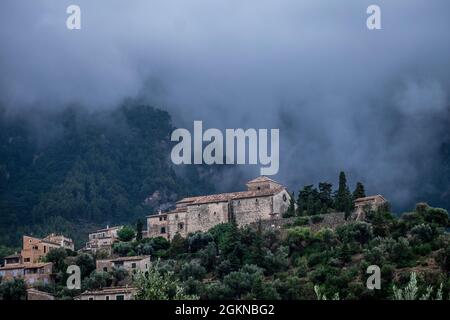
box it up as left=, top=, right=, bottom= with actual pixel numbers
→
left=43, top=234, right=73, bottom=242
left=4, top=253, right=21, bottom=259
left=77, top=286, right=136, bottom=297
left=101, top=255, right=150, bottom=263
left=147, top=176, right=286, bottom=216
left=0, top=263, right=24, bottom=270
left=176, top=196, right=203, bottom=204
left=0, top=262, right=52, bottom=270
left=185, top=186, right=285, bottom=205
left=354, top=195, right=386, bottom=203
left=92, top=225, right=123, bottom=233
left=24, top=262, right=52, bottom=269
left=246, top=176, right=281, bottom=185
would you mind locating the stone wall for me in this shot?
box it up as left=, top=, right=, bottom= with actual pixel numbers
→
left=186, top=202, right=229, bottom=234
left=232, top=196, right=273, bottom=226
left=272, top=189, right=291, bottom=216
left=249, top=212, right=353, bottom=233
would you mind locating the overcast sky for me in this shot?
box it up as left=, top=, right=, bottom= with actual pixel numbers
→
left=1, top=0, right=450, bottom=209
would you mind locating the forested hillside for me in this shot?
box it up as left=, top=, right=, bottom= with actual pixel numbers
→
left=0, top=104, right=215, bottom=247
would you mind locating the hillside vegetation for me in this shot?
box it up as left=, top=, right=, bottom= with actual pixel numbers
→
left=0, top=104, right=215, bottom=247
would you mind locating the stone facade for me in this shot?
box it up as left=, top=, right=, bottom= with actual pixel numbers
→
left=43, top=234, right=74, bottom=251
left=96, top=256, right=151, bottom=274
left=75, top=286, right=136, bottom=300
left=84, top=225, right=123, bottom=253
left=21, top=235, right=72, bottom=264
left=354, top=195, right=387, bottom=220
left=0, top=262, right=53, bottom=286
left=147, top=176, right=292, bottom=240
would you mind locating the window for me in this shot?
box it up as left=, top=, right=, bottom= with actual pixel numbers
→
left=44, top=246, right=47, bottom=253
left=103, top=267, right=108, bottom=272
left=24, top=258, right=30, bottom=263
left=105, top=296, right=110, bottom=301
left=159, top=217, right=162, bottom=221
left=283, top=194, right=287, bottom=202
left=163, top=216, right=167, bottom=221
left=88, top=297, right=94, bottom=301
left=255, top=199, right=258, bottom=203
left=131, top=263, right=136, bottom=269
left=116, top=295, right=125, bottom=300
left=178, top=223, right=184, bottom=230
left=257, top=186, right=261, bottom=190
left=160, top=227, right=166, bottom=234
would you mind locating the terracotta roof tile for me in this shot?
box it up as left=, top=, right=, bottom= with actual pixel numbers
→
left=189, top=186, right=285, bottom=205
left=246, top=176, right=280, bottom=184
left=354, top=195, right=386, bottom=203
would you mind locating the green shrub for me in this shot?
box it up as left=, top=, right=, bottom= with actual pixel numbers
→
left=311, top=215, right=324, bottom=224
left=293, top=217, right=310, bottom=226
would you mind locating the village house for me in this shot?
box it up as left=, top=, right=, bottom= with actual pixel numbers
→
left=84, top=225, right=123, bottom=253
left=0, top=262, right=53, bottom=285
left=147, top=176, right=292, bottom=240
left=43, top=233, right=75, bottom=251
left=21, top=234, right=74, bottom=264
left=354, top=194, right=387, bottom=220
left=3, top=253, right=22, bottom=265
left=96, top=256, right=151, bottom=274
left=75, top=286, right=136, bottom=300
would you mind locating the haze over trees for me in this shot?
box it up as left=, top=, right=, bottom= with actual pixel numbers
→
left=0, top=104, right=216, bottom=247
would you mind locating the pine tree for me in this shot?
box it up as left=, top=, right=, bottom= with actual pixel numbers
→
left=353, top=182, right=366, bottom=200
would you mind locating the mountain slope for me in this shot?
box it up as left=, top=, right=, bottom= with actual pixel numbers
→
left=0, top=104, right=215, bottom=247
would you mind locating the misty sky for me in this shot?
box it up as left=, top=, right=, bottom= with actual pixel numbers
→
left=1, top=0, right=450, bottom=209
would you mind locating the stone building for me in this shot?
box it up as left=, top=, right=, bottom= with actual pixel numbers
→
left=354, top=194, right=387, bottom=220
left=147, top=176, right=292, bottom=239
left=3, top=253, right=22, bottom=265
left=21, top=234, right=73, bottom=264
left=75, top=286, right=136, bottom=300
left=43, top=234, right=74, bottom=251
left=84, top=225, right=123, bottom=253
left=96, top=256, right=151, bottom=274
left=0, top=262, right=53, bottom=285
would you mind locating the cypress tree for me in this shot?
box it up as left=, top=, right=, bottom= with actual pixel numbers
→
left=353, top=182, right=366, bottom=200
left=334, top=171, right=353, bottom=217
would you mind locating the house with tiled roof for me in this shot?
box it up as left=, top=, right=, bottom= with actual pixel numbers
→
left=75, top=286, right=136, bottom=300
left=354, top=194, right=387, bottom=220
left=146, top=176, right=292, bottom=239
left=0, top=262, right=54, bottom=285
left=83, top=225, right=124, bottom=253
left=96, top=255, right=151, bottom=274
